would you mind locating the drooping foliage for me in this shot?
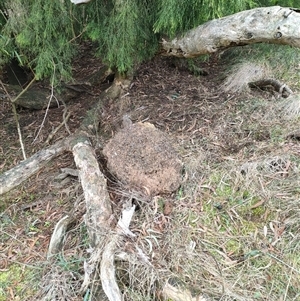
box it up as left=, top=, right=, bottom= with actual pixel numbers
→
left=153, top=0, right=258, bottom=37
left=84, top=0, right=159, bottom=74
left=0, top=0, right=299, bottom=81
left=0, top=0, right=76, bottom=82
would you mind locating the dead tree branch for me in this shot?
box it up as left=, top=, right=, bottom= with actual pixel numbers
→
left=0, top=138, right=69, bottom=195
left=162, top=6, right=300, bottom=58
left=71, top=136, right=113, bottom=246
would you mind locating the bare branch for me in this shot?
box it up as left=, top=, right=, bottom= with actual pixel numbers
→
left=0, top=138, right=69, bottom=195
left=70, top=0, right=92, bottom=4
left=33, top=65, right=59, bottom=143
left=162, top=6, right=300, bottom=58
left=0, top=80, right=28, bottom=159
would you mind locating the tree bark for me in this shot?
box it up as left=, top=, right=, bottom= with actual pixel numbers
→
left=162, top=6, right=300, bottom=58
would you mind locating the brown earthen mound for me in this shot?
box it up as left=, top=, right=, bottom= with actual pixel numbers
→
left=103, top=122, right=182, bottom=195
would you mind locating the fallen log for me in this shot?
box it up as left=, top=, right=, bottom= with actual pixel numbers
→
left=162, top=6, right=300, bottom=58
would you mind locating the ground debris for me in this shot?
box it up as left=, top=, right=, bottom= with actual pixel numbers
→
left=103, top=121, right=182, bottom=195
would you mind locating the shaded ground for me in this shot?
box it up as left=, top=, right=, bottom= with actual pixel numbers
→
left=1, top=47, right=300, bottom=300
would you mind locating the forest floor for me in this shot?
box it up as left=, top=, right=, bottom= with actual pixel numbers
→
left=1, top=44, right=300, bottom=301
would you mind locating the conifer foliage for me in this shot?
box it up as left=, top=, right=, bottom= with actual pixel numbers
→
left=0, top=0, right=299, bottom=80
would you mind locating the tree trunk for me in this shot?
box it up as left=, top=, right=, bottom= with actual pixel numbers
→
left=162, top=6, right=300, bottom=58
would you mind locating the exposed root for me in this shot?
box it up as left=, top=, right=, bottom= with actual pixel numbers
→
left=101, top=203, right=136, bottom=301
left=249, top=78, right=293, bottom=98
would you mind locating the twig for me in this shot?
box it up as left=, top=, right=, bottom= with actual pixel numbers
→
left=10, top=76, right=36, bottom=103
left=61, top=99, right=71, bottom=134
left=0, top=80, right=27, bottom=159
left=45, top=111, right=71, bottom=144
left=266, top=252, right=300, bottom=274
left=283, top=269, right=293, bottom=301
left=33, top=65, right=59, bottom=143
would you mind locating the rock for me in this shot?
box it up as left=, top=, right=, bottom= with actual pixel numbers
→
left=103, top=122, right=182, bottom=195
left=13, top=86, right=59, bottom=110
left=2, top=83, right=85, bottom=110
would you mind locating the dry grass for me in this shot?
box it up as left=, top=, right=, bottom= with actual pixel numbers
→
left=222, top=62, right=271, bottom=94
left=93, top=75, right=300, bottom=300
left=109, top=75, right=300, bottom=300
left=282, top=94, right=300, bottom=119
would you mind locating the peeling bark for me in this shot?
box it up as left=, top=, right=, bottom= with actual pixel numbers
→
left=47, top=215, right=71, bottom=259
left=162, top=6, right=300, bottom=58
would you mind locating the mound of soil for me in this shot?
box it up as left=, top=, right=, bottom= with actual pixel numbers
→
left=103, top=120, right=182, bottom=195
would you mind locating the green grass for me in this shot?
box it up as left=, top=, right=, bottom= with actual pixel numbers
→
left=0, top=264, right=39, bottom=301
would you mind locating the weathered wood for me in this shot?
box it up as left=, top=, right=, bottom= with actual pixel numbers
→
left=0, top=138, right=68, bottom=195
left=72, top=136, right=112, bottom=246
left=100, top=204, right=135, bottom=301
left=47, top=215, right=71, bottom=259
left=162, top=6, right=300, bottom=58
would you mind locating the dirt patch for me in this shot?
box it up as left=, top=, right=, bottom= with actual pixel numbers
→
left=103, top=120, right=182, bottom=195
